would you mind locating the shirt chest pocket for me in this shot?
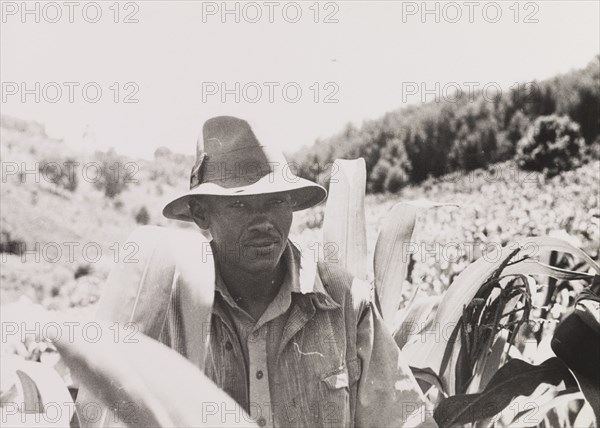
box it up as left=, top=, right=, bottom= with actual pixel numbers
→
left=318, top=358, right=361, bottom=427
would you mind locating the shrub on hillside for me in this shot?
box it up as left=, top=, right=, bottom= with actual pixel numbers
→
left=93, top=149, right=135, bottom=198
left=135, top=206, right=150, bottom=225
left=38, top=158, right=78, bottom=192
left=0, top=230, right=26, bottom=255
left=74, top=264, right=92, bottom=279
left=516, top=115, right=587, bottom=177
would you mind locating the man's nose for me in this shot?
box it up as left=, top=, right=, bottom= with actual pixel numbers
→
left=247, top=219, right=275, bottom=234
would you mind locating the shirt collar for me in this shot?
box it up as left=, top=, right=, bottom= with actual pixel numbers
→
left=212, top=239, right=340, bottom=314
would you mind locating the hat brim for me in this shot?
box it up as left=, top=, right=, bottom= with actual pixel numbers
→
left=162, top=174, right=327, bottom=222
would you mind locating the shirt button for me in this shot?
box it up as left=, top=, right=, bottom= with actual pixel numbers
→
left=257, top=417, right=266, bottom=426
left=252, top=330, right=260, bottom=338
left=256, top=370, right=263, bottom=379
left=225, top=341, right=233, bottom=351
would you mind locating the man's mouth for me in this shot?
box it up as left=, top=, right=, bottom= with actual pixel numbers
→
left=244, top=238, right=280, bottom=251
left=246, top=240, right=277, bottom=247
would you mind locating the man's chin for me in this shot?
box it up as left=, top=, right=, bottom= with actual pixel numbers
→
left=239, top=246, right=282, bottom=272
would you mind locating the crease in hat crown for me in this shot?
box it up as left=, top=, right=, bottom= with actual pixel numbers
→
left=162, top=115, right=327, bottom=222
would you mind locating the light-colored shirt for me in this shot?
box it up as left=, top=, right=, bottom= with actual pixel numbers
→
left=212, top=248, right=297, bottom=427
left=199, top=241, right=437, bottom=427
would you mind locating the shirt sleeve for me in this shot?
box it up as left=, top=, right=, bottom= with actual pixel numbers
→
left=354, top=303, right=438, bottom=427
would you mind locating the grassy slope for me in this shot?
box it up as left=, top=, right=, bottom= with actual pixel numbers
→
left=0, top=125, right=195, bottom=307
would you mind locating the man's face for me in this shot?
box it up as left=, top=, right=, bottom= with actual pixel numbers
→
left=194, top=193, right=294, bottom=275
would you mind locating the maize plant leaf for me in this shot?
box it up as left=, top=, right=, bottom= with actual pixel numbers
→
left=440, top=330, right=463, bottom=397
left=466, top=330, right=508, bottom=394
left=322, top=158, right=368, bottom=280
left=456, top=273, right=537, bottom=395
left=407, top=237, right=599, bottom=379
left=509, top=389, right=584, bottom=428
left=394, top=296, right=441, bottom=350
left=573, top=402, right=596, bottom=428
left=50, top=317, right=256, bottom=428
left=115, top=225, right=214, bottom=363
left=15, top=370, right=42, bottom=412
left=502, top=259, right=596, bottom=281
left=494, top=382, right=555, bottom=427
left=373, top=200, right=458, bottom=329
left=551, top=295, right=600, bottom=425
left=92, top=225, right=214, bottom=346
left=526, top=236, right=600, bottom=273
left=0, top=384, right=18, bottom=404
left=74, top=225, right=216, bottom=427
left=1, top=357, right=77, bottom=427
left=162, top=226, right=216, bottom=370
left=92, top=225, right=177, bottom=334
left=454, top=329, right=472, bottom=396
left=433, top=358, right=577, bottom=428
left=410, top=366, right=447, bottom=397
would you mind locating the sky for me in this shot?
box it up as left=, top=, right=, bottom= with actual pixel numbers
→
left=1, top=1, right=599, bottom=159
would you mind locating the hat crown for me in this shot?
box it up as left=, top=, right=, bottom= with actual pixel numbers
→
left=190, top=116, right=285, bottom=190
left=198, top=116, right=260, bottom=159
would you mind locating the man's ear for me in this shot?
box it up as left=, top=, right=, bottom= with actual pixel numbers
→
left=189, top=199, right=210, bottom=230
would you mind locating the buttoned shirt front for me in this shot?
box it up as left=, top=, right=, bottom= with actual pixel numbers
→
left=212, top=248, right=297, bottom=427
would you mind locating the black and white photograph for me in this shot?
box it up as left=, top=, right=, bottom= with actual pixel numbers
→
left=1, top=1, right=599, bottom=427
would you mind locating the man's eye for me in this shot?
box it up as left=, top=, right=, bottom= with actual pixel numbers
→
left=270, top=198, right=285, bottom=205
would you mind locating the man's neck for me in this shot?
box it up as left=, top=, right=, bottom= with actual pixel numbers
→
left=216, top=255, right=286, bottom=319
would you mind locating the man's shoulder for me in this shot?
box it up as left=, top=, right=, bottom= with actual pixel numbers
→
left=316, top=261, right=373, bottom=316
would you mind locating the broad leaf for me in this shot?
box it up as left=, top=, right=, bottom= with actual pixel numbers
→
left=433, top=358, right=576, bottom=428
left=552, top=295, right=600, bottom=425
left=411, top=366, right=447, bottom=397
left=1, top=355, right=76, bottom=427
left=503, top=259, right=595, bottom=281
left=373, top=200, right=457, bottom=328
left=50, top=316, right=256, bottom=427
left=465, top=330, right=508, bottom=394
left=509, top=389, right=584, bottom=428
left=322, top=159, right=368, bottom=280
left=394, top=296, right=441, bottom=350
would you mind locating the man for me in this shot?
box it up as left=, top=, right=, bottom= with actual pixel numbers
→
left=161, top=116, right=436, bottom=427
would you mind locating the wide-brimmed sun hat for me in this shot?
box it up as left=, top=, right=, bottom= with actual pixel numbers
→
left=162, top=116, right=327, bottom=222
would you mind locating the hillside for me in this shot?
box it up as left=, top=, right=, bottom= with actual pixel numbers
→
left=291, top=57, right=600, bottom=192
left=0, top=119, right=196, bottom=307
left=294, top=160, right=599, bottom=298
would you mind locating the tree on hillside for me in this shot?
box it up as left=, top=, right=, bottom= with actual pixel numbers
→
left=291, top=57, right=599, bottom=192
left=507, top=110, right=531, bottom=146
left=572, top=84, right=600, bottom=145
left=369, top=138, right=411, bottom=193
left=516, top=115, right=587, bottom=177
